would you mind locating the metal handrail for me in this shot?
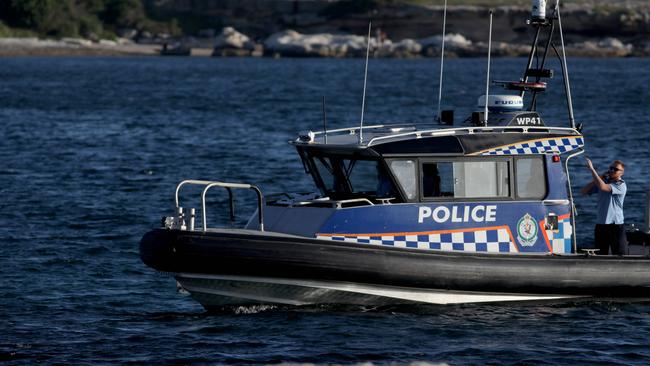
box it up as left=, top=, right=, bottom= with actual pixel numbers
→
left=332, top=198, right=374, bottom=208
left=175, top=179, right=265, bottom=231
left=564, top=148, right=585, bottom=253
left=366, top=125, right=581, bottom=146
left=292, top=198, right=375, bottom=208
left=292, top=123, right=430, bottom=143
left=543, top=199, right=570, bottom=205
left=305, top=123, right=414, bottom=137
left=293, top=123, right=581, bottom=147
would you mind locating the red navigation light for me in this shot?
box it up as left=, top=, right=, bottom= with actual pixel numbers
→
left=552, top=155, right=560, bottom=163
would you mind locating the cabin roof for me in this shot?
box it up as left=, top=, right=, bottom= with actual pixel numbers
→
left=291, top=124, right=584, bottom=157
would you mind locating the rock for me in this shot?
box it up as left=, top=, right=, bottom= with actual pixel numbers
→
left=85, top=33, right=100, bottom=42
left=374, top=39, right=394, bottom=57
left=418, top=33, right=472, bottom=50
left=573, top=41, right=601, bottom=51
left=330, top=34, right=373, bottom=57
left=374, top=38, right=421, bottom=58
left=599, top=37, right=632, bottom=51
left=569, top=37, right=632, bottom=56
left=118, top=28, right=138, bottom=39
left=61, top=38, right=92, bottom=46
left=264, top=30, right=310, bottom=56
left=116, top=37, right=134, bottom=45
left=419, top=33, right=474, bottom=56
left=492, top=42, right=530, bottom=57
left=264, top=30, right=380, bottom=57
left=214, top=27, right=255, bottom=51
left=98, top=39, right=117, bottom=46
left=139, top=31, right=153, bottom=40
left=251, top=44, right=264, bottom=57
left=392, top=38, right=422, bottom=55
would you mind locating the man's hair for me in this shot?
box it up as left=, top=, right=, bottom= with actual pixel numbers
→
left=613, top=160, right=625, bottom=169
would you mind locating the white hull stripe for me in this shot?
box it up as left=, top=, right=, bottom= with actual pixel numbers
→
left=176, top=273, right=581, bottom=305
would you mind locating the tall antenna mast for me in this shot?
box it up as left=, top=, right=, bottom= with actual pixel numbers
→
left=556, top=0, right=575, bottom=129
left=484, top=10, right=493, bottom=125
left=359, top=21, right=372, bottom=144
left=436, top=0, right=448, bottom=122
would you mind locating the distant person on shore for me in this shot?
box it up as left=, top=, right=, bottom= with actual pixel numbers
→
left=580, top=158, right=628, bottom=255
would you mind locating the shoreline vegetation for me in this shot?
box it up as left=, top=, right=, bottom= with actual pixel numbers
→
left=2, top=0, right=650, bottom=58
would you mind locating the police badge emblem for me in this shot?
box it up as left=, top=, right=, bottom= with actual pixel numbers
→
left=517, top=213, right=538, bottom=247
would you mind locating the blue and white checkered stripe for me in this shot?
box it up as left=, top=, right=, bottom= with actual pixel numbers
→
left=478, top=137, right=584, bottom=155
left=317, top=228, right=517, bottom=253
left=548, top=218, right=573, bottom=254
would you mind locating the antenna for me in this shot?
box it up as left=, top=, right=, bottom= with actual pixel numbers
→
left=484, top=10, right=493, bottom=125
left=359, top=21, right=372, bottom=144
left=322, top=96, right=328, bottom=144
left=436, top=0, right=448, bottom=122
left=556, top=1, right=575, bottom=129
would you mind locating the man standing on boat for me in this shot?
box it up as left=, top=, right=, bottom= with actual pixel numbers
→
left=581, top=159, right=628, bottom=255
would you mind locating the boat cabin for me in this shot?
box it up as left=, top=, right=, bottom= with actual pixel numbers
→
left=250, top=120, right=585, bottom=256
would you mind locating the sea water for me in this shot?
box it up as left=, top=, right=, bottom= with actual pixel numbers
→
left=1, top=56, right=649, bottom=364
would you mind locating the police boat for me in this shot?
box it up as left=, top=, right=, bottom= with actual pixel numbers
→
left=139, top=1, right=650, bottom=308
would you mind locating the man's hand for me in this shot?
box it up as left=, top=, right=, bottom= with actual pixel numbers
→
left=585, top=157, right=613, bottom=193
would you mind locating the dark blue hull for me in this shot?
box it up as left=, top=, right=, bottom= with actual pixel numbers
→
left=140, top=228, right=650, bottom=300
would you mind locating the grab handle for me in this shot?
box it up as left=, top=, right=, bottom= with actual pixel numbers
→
left=175, top=180, right=264, bottom=231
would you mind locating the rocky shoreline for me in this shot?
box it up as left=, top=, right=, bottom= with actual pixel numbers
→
left=4, top=2, right=650, bottom=58
left=2, top=27, right=647, bottom=58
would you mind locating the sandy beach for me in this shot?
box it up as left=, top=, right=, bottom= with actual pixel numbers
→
left=0, top=38, right=214, bottom=57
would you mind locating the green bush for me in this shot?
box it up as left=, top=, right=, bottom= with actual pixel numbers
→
left=0, top=21, right=38, bottom=38
left=3, top=0, right=55, bottom=29
left=101, top=0, right=146, bottom=27
left=0, top=21, right=11, bottom=37
left=320, top=0, right=382, bottom=19
left=78, top=14, right=104, bottom=38
left=0, top=0, right=159, bottom=38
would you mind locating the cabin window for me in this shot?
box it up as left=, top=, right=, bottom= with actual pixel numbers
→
left=388, top=160, right=417, bottom=200
left=347, top=159, right=382, bottom=194
left=421, top=160, right=510, bottom=199
left=515, top=157, right=546, bottom=199
left=313, top=157, right=338, bottom=192
left=309, top=156, right=397, bottom=200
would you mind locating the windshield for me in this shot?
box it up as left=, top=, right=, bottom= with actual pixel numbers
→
left=309, top=156, right=397, bottom=200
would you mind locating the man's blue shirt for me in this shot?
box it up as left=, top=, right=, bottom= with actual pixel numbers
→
left=589, top=177, right=626, bottom=224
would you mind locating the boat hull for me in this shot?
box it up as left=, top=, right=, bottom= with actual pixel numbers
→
left=174, top=273, right=585, bottom=307
left=140, top=228, right=650, bottom=307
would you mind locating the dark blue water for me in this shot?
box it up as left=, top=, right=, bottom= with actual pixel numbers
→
left=2, top=56, right=650, bottom=365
